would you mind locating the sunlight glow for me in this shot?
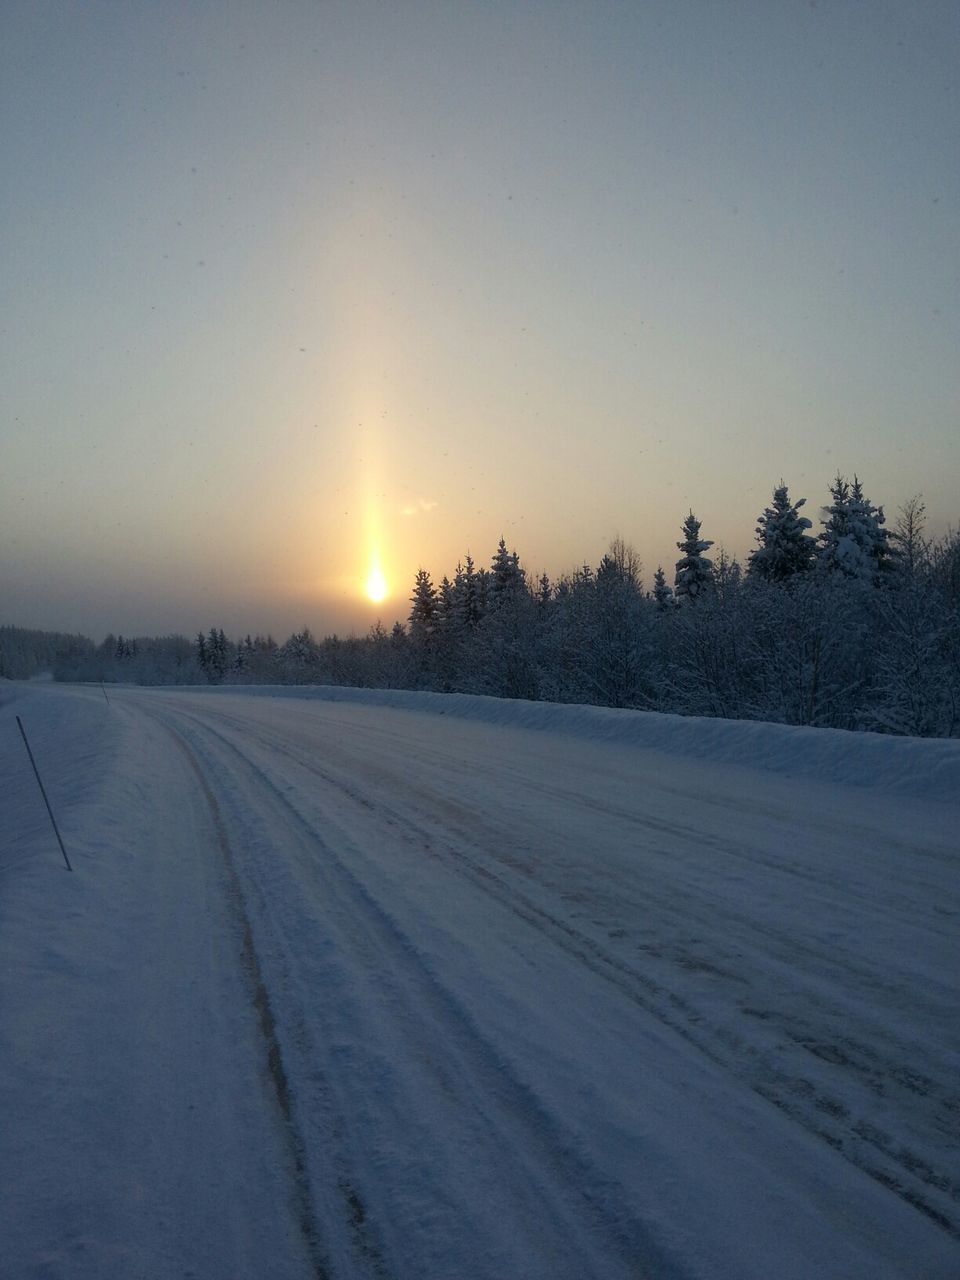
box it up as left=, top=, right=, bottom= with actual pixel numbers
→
left=366, top=557, right=388, bottom=604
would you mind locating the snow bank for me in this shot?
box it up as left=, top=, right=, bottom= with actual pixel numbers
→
left=154, top=684, right=960, bottom=803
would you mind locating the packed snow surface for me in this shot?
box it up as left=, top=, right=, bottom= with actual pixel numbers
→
left=2, top=683, right=958, bottom=1279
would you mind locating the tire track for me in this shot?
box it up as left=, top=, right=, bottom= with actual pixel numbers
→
left=180, top=703, right=960, bottom=1241
left=164, top=727, right=335, bottom=1280
left=156, top=705, right=683, bottom=1280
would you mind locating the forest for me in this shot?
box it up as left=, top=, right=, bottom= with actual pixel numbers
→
left=5, top=477, right=959, bottom=738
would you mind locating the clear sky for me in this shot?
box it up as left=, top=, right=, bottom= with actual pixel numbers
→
left=2, top=1, right=958, bottom=641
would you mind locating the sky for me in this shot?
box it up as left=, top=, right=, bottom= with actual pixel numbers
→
left=2, top=0, right=958, bottom=641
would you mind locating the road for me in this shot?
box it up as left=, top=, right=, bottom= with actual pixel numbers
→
left=2, top=684, right=958, bottom=1279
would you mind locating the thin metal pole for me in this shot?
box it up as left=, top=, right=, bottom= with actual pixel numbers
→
left=101, top=682, right=110, bottom=704
left=15, top=716, right=72, bottom=871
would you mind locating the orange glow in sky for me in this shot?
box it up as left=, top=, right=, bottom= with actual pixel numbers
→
left=366, top=556, right=388, bottom=604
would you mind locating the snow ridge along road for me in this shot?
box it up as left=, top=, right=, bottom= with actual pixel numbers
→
left=2, top=683, right=958, bottom=1279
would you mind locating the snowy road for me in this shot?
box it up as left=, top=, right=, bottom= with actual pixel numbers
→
left=2, top=684, right=958, bottom=1279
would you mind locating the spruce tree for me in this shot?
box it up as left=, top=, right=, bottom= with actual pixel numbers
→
left=408, top=568, right=438, bottom=642
left=674, top=512, right=714, bottom=601
left=457, top=553, right=482, bottom=628
left=490, top=537, right=524, bottom=599
left=652, top=565, right=674, bottom=610
left=818, top=473, right=889, bottom=583
left=747, top=482, right=816, bottom=581
left=476, top=566, right=491, bottom=615
left=437, top=575, right=455, bottom=630
left=847, top=476, right=890, bottom=582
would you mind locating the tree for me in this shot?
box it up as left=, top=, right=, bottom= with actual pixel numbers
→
left=747, top=482, right=815, bottom=581
left=889, top=495, right=928, bottom=581
left=652, top=566, right=674, bottom=611
left=591, top=539, right=647, bottom=707
left=476, top=566, right=491, bottom=615
left=278, top=627, right=319, bottom=681
left=818, top=474, right=889, bottom=583
left=457, top=553, right=483, bottom=628
left=596, top=536, right=642, bottom=592
left=490, top=537, right=524, bottom=600
left=674, top=511, right=714, bottom=601
left=437, top=575, right=455, bottom=630
left=408, top=568, right=438, bottom=643
left=203, top=627, right=230, bottom=683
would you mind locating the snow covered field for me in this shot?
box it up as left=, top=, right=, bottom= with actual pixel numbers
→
left=2, top=683, right=958, bottom=1280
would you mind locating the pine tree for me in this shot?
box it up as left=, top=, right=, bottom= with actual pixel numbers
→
left=713, top=546, right=743, bottom=600
left=437, top=575, right=455, bottom=630
left=592, top=539, right=646, bottom=707
left=490, top=537, right=524, bottom=599
left=848, top=476, right=890, bottom=582
left=818, top=473, right=889, bottom=583
left=652, top=565, right=674, bottom=610
left=818, top=474, right=850, bottom=568
left=674, top=512, right=714, bottom=601
left=279, top=627, right=319, bottom=680
left=458, top=553, right=482, bottom=627
left=475, top=566, right=491, bottom=615
left=408, top=568, right=438, bottom=642
left=747, top=482, right=816, bottom=581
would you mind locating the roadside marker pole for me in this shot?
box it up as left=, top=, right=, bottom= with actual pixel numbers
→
left=15, top=716, right=73, bottom=871
left=101, top=682, right=110, bottom=705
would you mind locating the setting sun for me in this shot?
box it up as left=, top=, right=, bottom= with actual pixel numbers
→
left=366, top=558, right=388, bottom=604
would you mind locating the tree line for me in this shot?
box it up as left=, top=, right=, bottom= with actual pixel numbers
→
left=6, top=475, right=959, bottom=737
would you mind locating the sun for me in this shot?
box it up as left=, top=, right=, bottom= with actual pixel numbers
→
left=366, top=558, right=388, bottom=604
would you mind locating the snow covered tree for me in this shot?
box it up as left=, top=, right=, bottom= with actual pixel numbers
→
left=818, top=474, right=890, bottom=583
left=713, top=547, right=743, bottom=600
left=490, top=537, right=525, bottom=600
left=674, top=511, right=714, bottom=602
left=456, top=553, right=483, bottom=628
left=408, top=568, right=438, bottom=644
left=591, top=539, right=648, bottom=707
left=747, top=482, right=816, bottom=581
left=437, top=575, right=455, bottom=630
left=278, top=627, right=319, bottom=682
left=867, top=523, right=960, bottom=736
left=202, top=627, right=231, bottom=683
left=476, top=566, right=491, bottom=616
left=652, top=565, right=674, bottom=611
left=889, top=495, right=928, bottom=581
left=472, top=583, right=539, bottom=700
left=868, top=573, right=950, bottom=735
left=596, top=537, right=642, bottom=593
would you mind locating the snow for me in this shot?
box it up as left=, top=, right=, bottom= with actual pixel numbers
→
left=165, top=681, right=960, bottom=800
left=2, top=681, right=958, bottom=1279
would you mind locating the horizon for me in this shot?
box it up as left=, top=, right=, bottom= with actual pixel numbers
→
left=3, top=2, right=958, bottom=642
left=2, top=473, right=956, bottom=648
